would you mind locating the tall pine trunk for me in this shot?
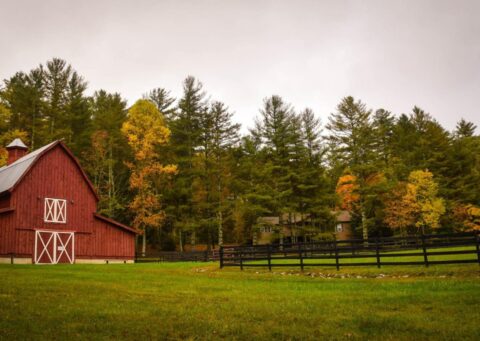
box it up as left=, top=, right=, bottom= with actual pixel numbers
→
left=179, top=229, right=184, bottom=252
left=361, top=206, right=368, bottom=245
left=142, top=229, right=147, bottom=256
left=217, top=211, right=223, bottom=247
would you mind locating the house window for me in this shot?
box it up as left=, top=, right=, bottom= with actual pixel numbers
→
left=336, top=223, right=343, bottom=233
left=260, top=226, right=273, bottom=233
left=44, top=198, right=67, bottom=223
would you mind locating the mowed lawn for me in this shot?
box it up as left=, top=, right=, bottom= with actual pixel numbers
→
left=0, top=263, right=479, bottom=340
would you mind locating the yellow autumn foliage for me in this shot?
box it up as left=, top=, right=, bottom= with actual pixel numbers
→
left=405, top=170, right=445, bottom=231
left=121, top=100, right=177, bottom=231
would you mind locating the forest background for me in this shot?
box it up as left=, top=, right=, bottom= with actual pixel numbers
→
left=1, top=58, right=479, bottom=251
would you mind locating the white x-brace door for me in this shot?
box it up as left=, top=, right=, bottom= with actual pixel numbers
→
left=34, top=230, right=75, bottom=264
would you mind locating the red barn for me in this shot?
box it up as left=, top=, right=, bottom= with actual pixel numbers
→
left=0, top=139, right=138, bottom=264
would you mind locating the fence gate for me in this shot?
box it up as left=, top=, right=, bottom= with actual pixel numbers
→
left=34, top=230, right=75, bottom=264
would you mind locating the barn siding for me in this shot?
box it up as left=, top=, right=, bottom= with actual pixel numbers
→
left=91, top=220, right=135, bottom=258
left=0, top=213, right=15, bottom=255
left=1, top=145, right=136, bottom=260
left=0, top=194, right=10, bottom=209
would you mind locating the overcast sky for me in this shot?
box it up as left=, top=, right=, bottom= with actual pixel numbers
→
left=1, top=0, right=479, bottom=133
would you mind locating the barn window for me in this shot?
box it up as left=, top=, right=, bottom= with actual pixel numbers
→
left=336, top=223, right=343, bottom=232
left=44, top=198, right=67, bottom=223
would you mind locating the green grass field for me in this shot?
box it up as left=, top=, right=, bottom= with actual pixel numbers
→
left=0, top=262, right=479, bottom=340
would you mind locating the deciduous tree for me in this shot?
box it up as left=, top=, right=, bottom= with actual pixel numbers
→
left=121, top=100, right=177, bottom=255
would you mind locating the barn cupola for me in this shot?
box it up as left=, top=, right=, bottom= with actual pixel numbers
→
left=6, top=138, right=28, bottom=165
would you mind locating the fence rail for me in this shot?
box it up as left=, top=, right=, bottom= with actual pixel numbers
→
left=135, top=250, right=220, bottom=263
left=219, top=232, right=480, bottom=270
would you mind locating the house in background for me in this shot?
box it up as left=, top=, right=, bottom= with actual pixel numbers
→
left=0, top=139, right=138, bottom=264
left=255, top=216, right=280, bottom=245
left=333, top=210, right=353, bottom=240
left=255, top=210, right=353, bottom=244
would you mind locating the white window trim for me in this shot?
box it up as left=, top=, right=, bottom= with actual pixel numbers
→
left=44, top=198, right=67, bottom=224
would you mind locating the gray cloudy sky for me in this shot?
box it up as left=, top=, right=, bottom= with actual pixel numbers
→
left=1, top=0, right=479, bottom=132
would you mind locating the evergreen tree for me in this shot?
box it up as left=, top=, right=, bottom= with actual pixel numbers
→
left=85, top=90, right=130, bottom=220
left=297, top=108, right=332, bottom=233
left=443, top=119, right=480, bottom=206
left=65, top=71, right=91, bottom=155
left=251, top=96, right=298, bottom=218
left=198, top=101, right=240, bottom=247
left=167, top=76, right=207, bottom=250
left=144, top=87, right=176, bottom=121
left=327, top=96, right=380, bottom=240
left=372, top=109, right=395, bottom=168
left=454, top=118, right=476, bottom=138
left=1, top=70, right=46, bottom=148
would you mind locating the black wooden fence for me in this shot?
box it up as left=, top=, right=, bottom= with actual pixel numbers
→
left=219, top=232, right=480, bottom=270
left=135, top=250, right=220, bottom=263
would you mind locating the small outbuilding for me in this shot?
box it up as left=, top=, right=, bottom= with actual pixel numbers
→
left=0, top=139, right=138, bottom=264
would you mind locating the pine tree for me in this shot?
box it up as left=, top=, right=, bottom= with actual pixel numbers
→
left=454, top=118, right=476, bottom=138
left=296, top=108, right=332, bottom=234
left=372, top=109, right=395, bottom=168
left=197, top=101, right=240, bottom=247
left=43, top=58, right=72, bottom=140
left=85, top=90, right=129, bottom=219
left=327, top=96, right=380, bottom=240
left=0, top=70, right=46, bottom=148
left=144, top=87, right=176, bottom=121
left=65, top=71, right=91, bottom=155
left=249, top=96, right=302, bottom=243
left=443, top=119, right=480, bottom=206
left=167, top=76, right=207, bottom=250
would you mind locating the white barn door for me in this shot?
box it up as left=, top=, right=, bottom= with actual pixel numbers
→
left=34, top=231, right=75, bottom=264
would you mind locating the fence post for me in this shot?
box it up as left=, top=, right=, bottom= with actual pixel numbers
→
left=299, top=243, right=304, bottom=271
left=375, top=237, right=381, bottom=269
left=334, top=239, right=340, bottom=271
left=239, top=249, right=243, bottom=271
left=475, top=232, right=480, bottom=266
left=267, top=244, right=272, bottom=271
left=10, top=253, right=14, bottom=265
left=219, top=246, right=224, bottom=269
left=421, top=233, right=429, bottom=267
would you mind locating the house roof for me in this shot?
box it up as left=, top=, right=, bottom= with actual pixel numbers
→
left=258, top=216, right=280, bottom=225
left=258, top=214, right=310, bottom=226
left=0, top=140, right=99, bottom=200
left=7, top=138, right=28, bottom=149
left=335, top=210, right=352, bottom=222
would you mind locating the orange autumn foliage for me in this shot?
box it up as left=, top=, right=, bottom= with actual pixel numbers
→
left=452, top=204, right=480, bottom=232
left=336, top=174, right=360, bottom=211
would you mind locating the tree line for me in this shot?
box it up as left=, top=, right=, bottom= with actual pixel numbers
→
left=1, top=58, right=479, bottom=251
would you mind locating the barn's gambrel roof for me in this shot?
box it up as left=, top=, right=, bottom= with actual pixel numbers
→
left=0, top=140, right=99, bottom=200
